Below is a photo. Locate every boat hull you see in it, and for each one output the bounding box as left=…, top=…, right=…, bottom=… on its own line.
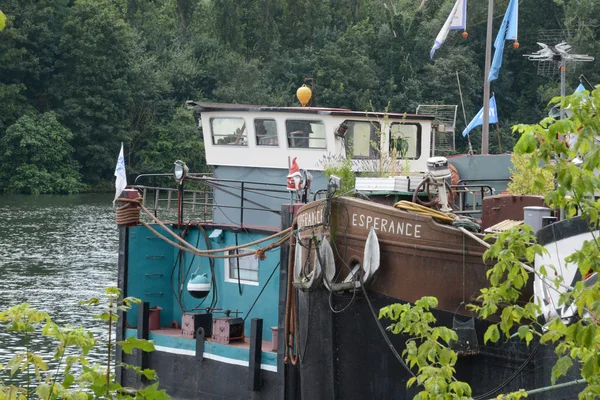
left=296, top=197, right=533, bottom=314
left=121, top=350, right=281, bottom=399
left=296, top=289, right=581, bottom=400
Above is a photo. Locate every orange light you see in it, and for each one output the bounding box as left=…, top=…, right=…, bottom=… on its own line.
left=296, top=84, right=312, bottom=107
left=462, top=31, right=468, bottom=39
left=513, top=41, right=520, bottom=49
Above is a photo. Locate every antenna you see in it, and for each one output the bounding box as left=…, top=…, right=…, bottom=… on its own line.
left=524, top=32, right=594, bottom=119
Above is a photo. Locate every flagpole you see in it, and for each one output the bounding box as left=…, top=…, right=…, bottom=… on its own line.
left=481, top=0, right=494, bottom=154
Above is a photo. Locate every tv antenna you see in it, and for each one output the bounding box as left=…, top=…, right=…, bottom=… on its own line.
left=524, top=38, right=594, bottom=119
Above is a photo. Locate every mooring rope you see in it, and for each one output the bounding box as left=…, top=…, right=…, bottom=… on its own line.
left=284, top=220, right=300, bottom=366
left=116, top=196, right=291, bottom=260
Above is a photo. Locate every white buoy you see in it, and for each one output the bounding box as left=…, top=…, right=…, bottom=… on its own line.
left=187, top=273, right=211, bottom=299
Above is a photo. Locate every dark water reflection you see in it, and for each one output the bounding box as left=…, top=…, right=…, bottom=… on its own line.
left=0, top=194, right=117, bottom=383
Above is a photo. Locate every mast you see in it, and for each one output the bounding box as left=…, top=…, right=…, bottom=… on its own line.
left=481, top=0, right=494, bottom=154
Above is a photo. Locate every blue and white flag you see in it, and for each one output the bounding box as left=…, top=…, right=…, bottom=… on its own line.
left=574, top=82, right=585, bottom=94
left=430, top=0, right=467, bottom=59
left=462, top=95, right=499, bottom=137
left=113, top=142, right=127, bottom=204
left=488, top=0, right=518, bottom=81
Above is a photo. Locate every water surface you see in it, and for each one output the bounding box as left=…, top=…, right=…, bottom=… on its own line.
left=0, top=194, right=117, bottom=381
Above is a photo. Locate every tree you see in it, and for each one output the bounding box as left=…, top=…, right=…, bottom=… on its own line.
left=135, top=107, right=207, bottom=174
left=0, top=112, right=85, bottom=194
left=49, top=0, right=144, bottom=186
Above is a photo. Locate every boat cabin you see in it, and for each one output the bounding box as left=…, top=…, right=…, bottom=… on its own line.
left=187, top=101, right=435, bottom=174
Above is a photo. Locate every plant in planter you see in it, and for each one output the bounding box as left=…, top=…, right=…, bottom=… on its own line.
left=507, top=152, right=554, bottom=196
left=317, top=152, right=355, bottom=194
left=353, top=103, right=422, bottom=192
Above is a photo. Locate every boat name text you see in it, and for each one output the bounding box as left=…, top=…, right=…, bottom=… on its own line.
left=297, top=210, right=324, bottom=228
left=297, top=210, right=422, bottom=238
left=352, top=213, right=421, bottom=238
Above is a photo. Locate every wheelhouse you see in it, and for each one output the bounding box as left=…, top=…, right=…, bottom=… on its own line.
left=187, top=102, right=435, bottom=173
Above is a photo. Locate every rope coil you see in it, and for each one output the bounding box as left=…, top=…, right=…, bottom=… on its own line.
left=115, top=196, right=142, bottom=225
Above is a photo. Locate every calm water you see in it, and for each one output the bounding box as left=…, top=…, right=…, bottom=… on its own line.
left=0, top=194, right=117, bottom=380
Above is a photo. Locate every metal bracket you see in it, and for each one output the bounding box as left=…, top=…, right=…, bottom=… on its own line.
left=195, top=327, right=205, bottom=361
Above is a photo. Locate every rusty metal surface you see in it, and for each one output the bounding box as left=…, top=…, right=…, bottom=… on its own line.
left=212, top=317, right=244, bottom=344
left=296, top=197, right=533, bottom=315
left=481, top=195, right=545, bottom=230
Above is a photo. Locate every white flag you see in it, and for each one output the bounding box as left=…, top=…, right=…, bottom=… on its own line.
left=113, top=143, right=127, bottom=204
left=430, top=0, right=467, bottom=59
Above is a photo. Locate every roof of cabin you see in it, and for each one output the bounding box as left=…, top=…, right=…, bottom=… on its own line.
left=186, top=101, right=434, bottom=121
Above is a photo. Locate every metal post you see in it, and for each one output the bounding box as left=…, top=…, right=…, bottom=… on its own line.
left=178, top=182, right=184, bottom=229
left=560, top=57, right=566, bottom=120
left=240, top=182, right=245, bottom=227
left=482, top=0, right=494, bottom=154
left=137, top=302, right=150, bottom=382
left=248, top=318, right=263, bottom=391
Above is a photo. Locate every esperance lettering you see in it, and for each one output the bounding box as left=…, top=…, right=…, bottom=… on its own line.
left=351, top=213, right=421, bottom=238
left=297, top=210, right=323, bottom=228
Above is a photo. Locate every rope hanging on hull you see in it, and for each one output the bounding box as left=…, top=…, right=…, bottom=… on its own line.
left=284, top=220, right=300, bottom=365
left=116, top=196, right=291, bottom=259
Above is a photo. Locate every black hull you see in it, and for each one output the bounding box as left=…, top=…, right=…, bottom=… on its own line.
left=297, top=289, right=582, bottom=400
left=121, top=351, right=282, bottom=400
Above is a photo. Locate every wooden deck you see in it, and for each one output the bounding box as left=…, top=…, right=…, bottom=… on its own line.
left=150, top=327, right=277, bottom=353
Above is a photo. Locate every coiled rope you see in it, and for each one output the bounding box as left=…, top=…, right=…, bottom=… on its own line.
left=116, top=196, right=291, bottom=260
left=115, top=196, right=142, bottom=225
left=393, top=200, right=480, bottom=232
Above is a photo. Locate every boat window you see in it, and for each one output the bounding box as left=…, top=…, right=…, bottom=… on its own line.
left=343, top=120, right=380, bottom=159
left=390, top=123, right=421, bottom=159
left=211, top=117, right=247, bottom=146
left=286, top=120, right=326, bottom=149
left=255, top=118, right=278, bottom=146
left=225, top=250, right=259, bottom=285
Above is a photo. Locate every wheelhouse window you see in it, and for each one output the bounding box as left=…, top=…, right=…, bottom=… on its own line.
left=286, top=120, right=326, bottom=149
left=390, top=123, right=421, bottom=159
left=225, top=250, right=259, bottom=285
left=343, top=120, right=380, bottom=159
left=255, top=119, right=278, bottom=146
left=211, top=118, right=247, bottom=146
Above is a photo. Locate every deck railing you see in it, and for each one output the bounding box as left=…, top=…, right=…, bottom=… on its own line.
left=132, top=173, right=214, bottom=223
left=131, top=173, right=289, bottom=226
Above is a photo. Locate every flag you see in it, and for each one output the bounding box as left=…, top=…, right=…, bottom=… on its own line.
left=462, top=95, right=498, bottom=137
left=488, top=0, right=518, bottom=81
left=113, top=143, right=127, bottom=204
left=430, top=0, right=467, bottom=59
left=574, top=82, right=585, bottom=94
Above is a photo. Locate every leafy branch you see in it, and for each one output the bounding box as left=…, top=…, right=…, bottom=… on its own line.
left=0, top=287, right=169, bottom=400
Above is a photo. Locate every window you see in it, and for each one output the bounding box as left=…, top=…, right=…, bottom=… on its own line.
left=224, top=250, right=259, bottom=285
left=286, top=120, right=326, bottom=149
left=390, top=123, right=421, bottom=159
left=255, top=119, right=278, bottom=146
left=211, top=118, right=247, bottom=146
left=343, top=120, right=380, bottom=159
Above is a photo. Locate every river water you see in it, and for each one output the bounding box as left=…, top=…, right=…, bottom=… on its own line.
left=0, top=194, right=117, bottom=382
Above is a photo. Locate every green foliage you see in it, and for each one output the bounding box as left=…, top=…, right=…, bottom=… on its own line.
left=381, top=87, right=600, bottom=399
left=507, top=152, right=554, bottom=196
left=0, top=0, right=599, bottom=188
left=0, top=111, right=86, bottom=194
left=379, top=297, right=471, bottom=399
left=136, top=107, right=207, bottom=174
left=0, top=287, right=169, bottom=400
left=317, top=153, right=355, bottom=194
left=482, top=87, right=600, bottom=397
